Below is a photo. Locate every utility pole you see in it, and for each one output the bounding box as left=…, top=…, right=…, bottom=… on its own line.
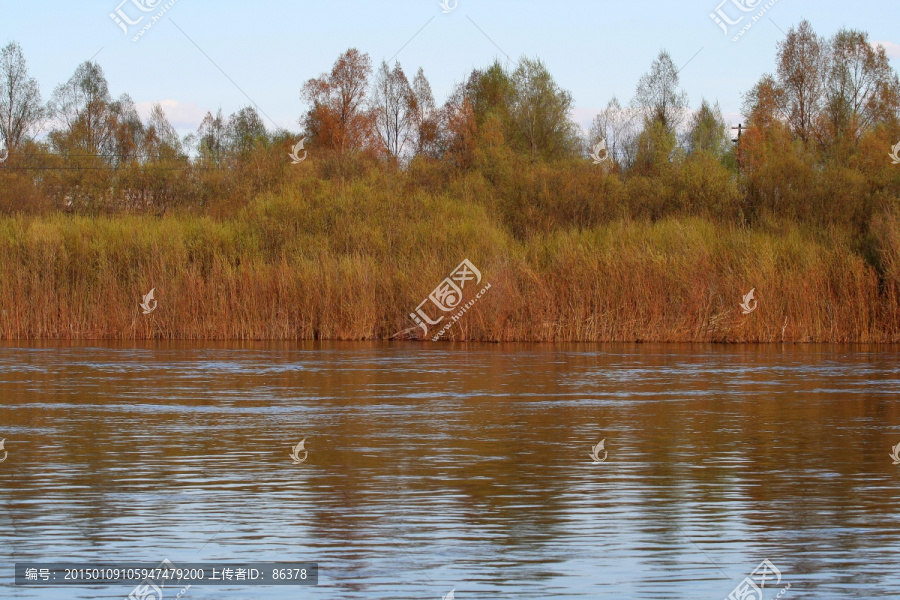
left=731, top=124, right=745, bottom=169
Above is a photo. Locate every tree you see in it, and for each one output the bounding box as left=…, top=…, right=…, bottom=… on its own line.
left=144, top=102, right=182, bottom=160
left=632, top=118, right=678, bottom=176
left=588, top=96, right=638, bottom=167
left=742, top=74, right=784, bottom=129
left=823, top=28, right=900, bottom=139
left=372, top=60, right=413, bottom=159
left=508, top=56, right=578, bottom=160
left=0, top=41, right=44, bottom=151
left=632, top=50, right=689, bottom=134
left=775, top=20, right=826, bottom=142
left=48, top=61, right=115, bottom=154
left=110, top=94, right=145, bottom=164
left=439, top=80, right=476, bottom=169
left=409, top=67, right=439, bottom=157
left=300, top=48, right=375, bottom=154
left=687, top=99, right=730, bottom=158
left=467, top=60, right=513, bottom=129
left=195, top=109, right=228, bottom=164
left=227, top=105, right=267, bottom=156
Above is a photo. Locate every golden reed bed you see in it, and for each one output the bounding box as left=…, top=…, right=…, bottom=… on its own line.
left=1, top=189, right=898, bottom=342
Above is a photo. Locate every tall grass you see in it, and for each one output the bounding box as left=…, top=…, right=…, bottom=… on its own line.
left=0, top=174, right=898, bottom=342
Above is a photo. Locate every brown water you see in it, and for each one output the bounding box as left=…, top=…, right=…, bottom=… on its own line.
left=1, top=342, right=899, bottom=599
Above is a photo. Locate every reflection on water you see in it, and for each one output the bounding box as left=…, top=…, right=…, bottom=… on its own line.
left=1, top=342, right=899, bottom=599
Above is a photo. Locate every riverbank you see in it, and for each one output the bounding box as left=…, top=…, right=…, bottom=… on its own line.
left=2, top=184, right=899, bottom=342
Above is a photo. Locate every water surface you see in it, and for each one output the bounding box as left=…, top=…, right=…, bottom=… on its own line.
left=1, top=342, right=899, bottom=599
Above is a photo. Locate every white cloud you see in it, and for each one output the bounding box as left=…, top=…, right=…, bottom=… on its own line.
left=135, top=99, right=210, bottom=132
left=873, top=41, right=900, bottom=59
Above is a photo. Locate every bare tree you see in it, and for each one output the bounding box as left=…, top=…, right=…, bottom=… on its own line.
left=588, top=96, right=639, bottom=167
left=824, top=28, right=900, bottom=138
left=632, top=50, right=689, bottom=134
left=0, top=41, right=44, bottom=151
left=775, top=20, right=826, bottom=142
left=372, top=60, right=413, bottom=159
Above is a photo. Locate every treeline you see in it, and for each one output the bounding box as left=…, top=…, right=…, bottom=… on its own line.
left=0, top=20, right=899, bottom=237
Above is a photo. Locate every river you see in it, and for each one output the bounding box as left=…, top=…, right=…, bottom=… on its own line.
left=1, top=342, right=898, bottom=599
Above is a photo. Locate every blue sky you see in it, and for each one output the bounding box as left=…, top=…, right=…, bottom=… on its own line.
left=1, top=0, right=898, bottom=135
